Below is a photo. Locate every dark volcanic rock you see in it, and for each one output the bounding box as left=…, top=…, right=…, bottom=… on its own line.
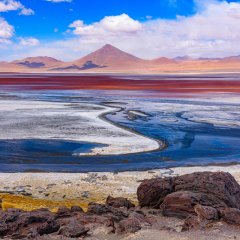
left=58, top=222, right=89, bottom=238
left=78, top=214, right=116, bottom=233
left=181, top=205, right=219, bottom=231
left=116, top=216, right=142, bottom=234
left=161, top=191, right=200, bottom=218
left=174, top=172, right=240, bottom=209
left=70, top=206, right=84, bottom=212
left=138, top=172, right=240, bottom=210
left=23, top=208, right=54, bottom=224
left=161, top=191, right=225, bottom=218
left=0, top=208, right=56, bottom=238
left=87, top=202, right=113, bottom=215
left=87, top=202, right=129, bottom=222
left=1, top=171, right=240, bottom=238
left=106, top=196, right=135, bottom=209
left=137, top=177, right=174, bottom=208
left=220, top=208, right=240, bottom=225
left=37, top=220, right=60, bottom=235
left=55, top=207, right=72, bottom=219
left=194, top=204, right=219, bottom=221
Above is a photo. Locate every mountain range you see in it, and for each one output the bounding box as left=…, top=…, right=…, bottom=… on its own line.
left=1, top=44, right=240, bottom=73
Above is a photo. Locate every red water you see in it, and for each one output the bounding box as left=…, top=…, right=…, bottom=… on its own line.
left=0, top=75, right=240, bottom=96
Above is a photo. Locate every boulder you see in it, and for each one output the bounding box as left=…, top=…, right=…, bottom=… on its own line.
left=87, top=203, right=112, bottom=215
left=0, top=208, right=57, bottom=238
left=161, top=191, right=198, bottom=218
left=137, top=177, right=174, bottom=208
left=116, top=216, right=142, bottom=234
left=194, top=204, right=218, bottom=221
left=137, top=172, right=240, bottom=210
left=181, top=205, right=219, bottom=231
left=106, top=196, right=135, bottom=209
left=37, top=220, right=60, bottom=235
left=87, top=203, right=129, bottom=222
left=78, top=214, right=116, bottom=234
left=55, top=207, right=72, bottom=219
left=161, top=191, right=224, bottom=219
left=174, top=172, right=240, bottom=209
left=58, top=223, right=89, bottom=238
left=70, top=206, right=84, bottom=212
left=220, top=208, right=240, bottom=225
left=23, top=208, right=54, bottom=224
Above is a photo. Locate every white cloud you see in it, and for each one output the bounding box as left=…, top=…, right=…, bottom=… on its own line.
left=0, top=18, right=14, bottom=50
left=0, top=0, right=34, bottom=15
left=0, top=18, right=14, bottom=39
left=2, top=0, right=240, bottom=61
left=46, top=0, right=72, bottom=2
left=19, top=7, right=34, bottom=16
left=66, top=1, right=240, bottom=59
left=0, top=0, right=21, bottom=11
left=69, top=14, right=142, bottom=36
left=19, top=37, right=40, bottom=46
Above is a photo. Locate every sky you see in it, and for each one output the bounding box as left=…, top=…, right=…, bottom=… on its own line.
left=1, top=0, right=240, bottom=61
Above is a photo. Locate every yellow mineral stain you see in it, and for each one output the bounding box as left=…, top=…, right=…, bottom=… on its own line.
left=0, top=193, right=91, bottom=212
left=0, top=193, right=137, bottom=212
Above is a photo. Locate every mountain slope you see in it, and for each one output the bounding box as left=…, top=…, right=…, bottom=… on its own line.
left=12, top=56, right=62, bottom=68
left=1, top=44, right=240, bottom=73
left=71, top=44, right=145, bottom=67
left=150, top=57, right=176, bottom=64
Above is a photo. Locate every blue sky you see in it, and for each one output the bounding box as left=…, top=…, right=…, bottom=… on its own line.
left=1, top=0, right=240, bottom=60
left=2, top=0, right=197, bottom=40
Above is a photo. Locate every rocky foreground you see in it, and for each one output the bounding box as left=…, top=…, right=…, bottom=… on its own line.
left=2, top=171, right=240, bottom=239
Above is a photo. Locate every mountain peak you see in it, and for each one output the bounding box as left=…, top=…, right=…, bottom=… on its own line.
left=97, top=44, right=129, bottom=54
left=101, top=44, right=115, bottom=49
left=74, top=44, right=143, bottom=67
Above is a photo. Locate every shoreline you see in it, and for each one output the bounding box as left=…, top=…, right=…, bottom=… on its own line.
left=1, top=164, right=240, bottom=211
left=99, top=102, right=166, bottom=155
left=0, top=99, right=162, bottom=156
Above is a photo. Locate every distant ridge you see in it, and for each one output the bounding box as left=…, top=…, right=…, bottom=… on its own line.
left=151, top=57, right=176, bottom=64
left=12, top=56, right=62, bottom=68
left=174, top=56, right=193, bottom=61
left=1, top=44, right=240, bottom=73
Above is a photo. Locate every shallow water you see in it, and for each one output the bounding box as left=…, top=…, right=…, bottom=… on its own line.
left=0, top=74, right=240, bottom=172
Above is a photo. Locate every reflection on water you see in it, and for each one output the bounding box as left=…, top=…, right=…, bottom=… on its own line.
left=181, top=132, right=196, bottom=149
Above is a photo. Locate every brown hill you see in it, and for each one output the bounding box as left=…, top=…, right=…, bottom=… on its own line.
left=12, top=56, right=62, bottom=68
left=0, top=61, right=24, bottom=72
left=221, top=55, right=240, bottom=62
left=150, top=57, right=176, bottom=64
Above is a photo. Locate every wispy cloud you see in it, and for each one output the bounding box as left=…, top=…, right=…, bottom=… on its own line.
left=69, top=14, right=142, bottom=36
left=0, top=0, right=34, bottom=15
left=45, top=0, right=72, bottom=3
left=66, top=1, right=240, bottom=59
left=19, top=37, right=40, bottom=46
left=2, top=0, right=240, bottom=61
left=0, top=17, right=14, bottom=39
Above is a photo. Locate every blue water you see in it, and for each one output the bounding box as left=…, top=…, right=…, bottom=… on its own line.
left=0, top=89, right=239, bottom=172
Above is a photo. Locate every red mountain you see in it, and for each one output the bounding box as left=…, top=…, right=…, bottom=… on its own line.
left=70, top=44, right=145, bottom=67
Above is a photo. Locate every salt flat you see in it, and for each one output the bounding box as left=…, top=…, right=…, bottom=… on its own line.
left=0, top=100, right=161, bottom=156
left=1, top=165, right=240, bottom=204
left=136, top=99, right=240, bottom=129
